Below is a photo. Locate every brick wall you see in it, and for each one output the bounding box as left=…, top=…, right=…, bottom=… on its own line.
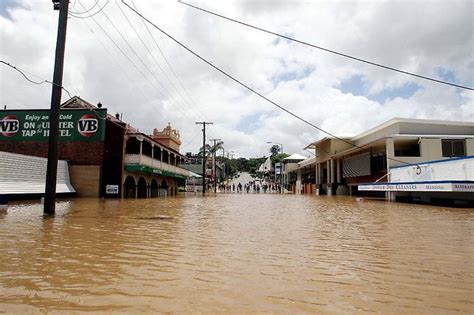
left=0, top=141, right=104, bottom=165
left=69, top=165, right=101, bottom=197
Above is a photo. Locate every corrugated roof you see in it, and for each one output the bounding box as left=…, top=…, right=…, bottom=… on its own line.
left=0, top=151, right=75, bottom=195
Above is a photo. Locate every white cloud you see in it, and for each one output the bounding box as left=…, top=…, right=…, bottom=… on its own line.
left=1, top=0, right=472, bottom=158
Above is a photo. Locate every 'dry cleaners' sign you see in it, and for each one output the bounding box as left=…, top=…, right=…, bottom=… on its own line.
left=0, top=109, right=106, bottom=142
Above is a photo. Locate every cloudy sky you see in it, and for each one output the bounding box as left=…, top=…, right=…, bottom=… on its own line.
left=1, top=0, right=473, bottom=158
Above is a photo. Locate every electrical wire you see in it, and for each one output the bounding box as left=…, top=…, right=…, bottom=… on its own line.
left=77, top=17, right=157, bottom=106
left=73, top=1, right=211, bottom=147
left=178, top=0, right=473, bottom=91
left=99, top=4, right=203, bottom=126
left=1, top=60, right=72, bottom=98
left=115, top=1, right=207, bottom=125
left=0, top=60, right=151, bottom=132
left=129, top=0, right=209, bottom=123
left=121, top=1, right=415, bottom=167
left=68, top=0, right=109, bottom=19
left=68, top=0, right=98, bottom=14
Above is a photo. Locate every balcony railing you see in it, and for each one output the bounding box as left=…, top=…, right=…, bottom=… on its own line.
left=124, top=154, right=190, bottom=177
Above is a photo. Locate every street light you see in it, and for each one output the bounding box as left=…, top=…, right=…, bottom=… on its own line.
left=266, top=141, right=284, bottom=193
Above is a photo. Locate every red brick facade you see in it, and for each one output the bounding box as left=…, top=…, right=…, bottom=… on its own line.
left=0, top=141, right=104, bottom=165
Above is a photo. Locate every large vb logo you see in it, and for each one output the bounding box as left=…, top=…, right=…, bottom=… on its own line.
left=0, top=115, right=20, bottom=137
left=77, top=114, right=98, bottom=137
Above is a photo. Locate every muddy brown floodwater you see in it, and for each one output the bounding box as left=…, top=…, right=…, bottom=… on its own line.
left=0, top=194, right=472, bottom=313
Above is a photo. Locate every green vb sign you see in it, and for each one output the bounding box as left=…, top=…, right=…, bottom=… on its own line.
left=0, top=109, right=106, bottom=142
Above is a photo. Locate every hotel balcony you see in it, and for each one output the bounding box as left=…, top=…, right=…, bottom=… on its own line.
left=124, top=154, right=190, bottom=178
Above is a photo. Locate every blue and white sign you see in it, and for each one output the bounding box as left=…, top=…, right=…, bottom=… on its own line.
left=358, top=182, right=474, bottom=192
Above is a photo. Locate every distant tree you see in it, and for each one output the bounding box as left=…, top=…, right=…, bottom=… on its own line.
left=209, top=140, right=224, bottom=154
left=270, top=145, right=281, bottom=156
left=197, top=144, right=212, bottom=157
left=248, top=157, right=267, bottom=175
left=271, top=153, right=289, bottom=164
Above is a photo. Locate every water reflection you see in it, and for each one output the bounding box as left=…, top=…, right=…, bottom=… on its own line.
left=0, top=195, right=472, bottom=313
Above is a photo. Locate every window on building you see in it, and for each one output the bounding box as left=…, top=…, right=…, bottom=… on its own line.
left=394, top=139, right=420, bottom=157
left=371, top=153, right=387, bottom=173
left=442, top=139, right=466, bottom=157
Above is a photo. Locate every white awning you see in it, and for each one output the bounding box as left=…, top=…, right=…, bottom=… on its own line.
left=188, top=171, right=202, bottom=178
left=283, top=153, right=306, bottom=162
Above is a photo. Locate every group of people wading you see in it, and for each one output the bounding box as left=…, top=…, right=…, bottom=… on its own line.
left=215, top=181, right=281, bottom=194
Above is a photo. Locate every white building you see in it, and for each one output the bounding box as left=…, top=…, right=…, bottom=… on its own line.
left=305, top=118, right=474, bottom=205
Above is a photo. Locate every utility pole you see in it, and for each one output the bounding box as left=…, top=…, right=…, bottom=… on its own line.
left=209, top=138, right=221, bottom=193
left=195, top=121, right=213, bottom=195
left=267, top=141, right=284, bottom=194
left=279, top=144, right=284, bottom=194
left=44, top=0, right=69, bottom=215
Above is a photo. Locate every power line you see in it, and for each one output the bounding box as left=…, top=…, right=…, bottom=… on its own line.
left=130, top=0, right=208, bottom=123
left=123, top=1, right=218, bottom=139
left=115, top=1, right=207, bottom=124
left=77, top=0, right=198, bottom=125
left=0, top=59, right=127, bottom=130
left=97, top=2, right=208, bottom=127
left=72, top=1, right=213, bottom=142
left=0, top=60, right=72, bottom=98
left=178, top=0, right=473, bottom=91
left=196, top=121, right=213, bottom=194
left=69, top=0, right=98, bottom=14
left=121, top=1, right=414, bottom=166
left=68, top=0, right=109, bottom=18
left=76, top=16, right=157, bottom=106
left=75, top=0, right=157, bottom=96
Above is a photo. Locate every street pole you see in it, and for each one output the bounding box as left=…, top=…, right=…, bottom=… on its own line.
left=280, top=144, right=284, bottom=194
left=44, top=0, right=69, bottom=215
left=196, top=121, right=213, bottom=195
left=210, top=138, right=221, bottom=193
left=267, top=141, right=284, bottom=194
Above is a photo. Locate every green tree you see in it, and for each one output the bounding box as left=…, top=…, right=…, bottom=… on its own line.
left=271, top=153, right=289, bottom=164
left=210, top=140, right=224, bottom=154
left=198, top=141, right=224, bottom=157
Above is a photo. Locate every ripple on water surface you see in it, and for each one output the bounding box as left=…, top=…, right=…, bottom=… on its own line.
left=0, top=195, right=472, bottom=313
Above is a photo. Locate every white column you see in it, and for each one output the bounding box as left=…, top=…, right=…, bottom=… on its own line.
left=386, top=137, right=395, bottom=170
left=385, top=137, right=395, bottom=201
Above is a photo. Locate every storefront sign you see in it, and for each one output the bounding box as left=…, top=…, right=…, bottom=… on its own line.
left=358, top=182, right=474, bottom=192
left=106, top=185, right=119, bottom=194
left=0, top=109, right=106, bottom=142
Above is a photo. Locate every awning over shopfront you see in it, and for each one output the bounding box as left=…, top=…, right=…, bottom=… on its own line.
left=188, top=171, right=202, bottom=178
left=358, top=181, right=474, bottom=192
left=125, top=164, right=188, bottom=179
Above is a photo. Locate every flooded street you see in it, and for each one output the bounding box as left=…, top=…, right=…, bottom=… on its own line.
left=0, top=194, right=473, bottom=313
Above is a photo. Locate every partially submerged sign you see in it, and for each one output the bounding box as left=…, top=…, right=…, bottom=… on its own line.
left=358, top=181, right=474, bottom=192
left=0, top=109, right=106, bottom=142
left=106, top=185, right=119, bottom=194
